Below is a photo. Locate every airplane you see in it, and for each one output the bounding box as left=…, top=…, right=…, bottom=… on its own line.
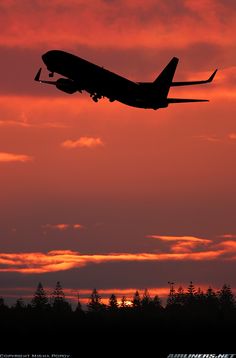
left=34, top=50, right=217, bottom=110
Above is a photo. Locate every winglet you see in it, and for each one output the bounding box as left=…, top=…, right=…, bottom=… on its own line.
left=208, top=69, right=217, bottom=82
left=34, top=68, right=42, bottom=82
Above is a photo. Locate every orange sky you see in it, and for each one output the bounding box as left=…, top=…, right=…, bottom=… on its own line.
left=0, top=0, right=236, bottom=305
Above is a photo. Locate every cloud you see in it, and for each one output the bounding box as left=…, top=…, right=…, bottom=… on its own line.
left=215, top=240, right=236, bottom=257
left=0, top=246, right=231, bottom=274
left=194, top=133, right=236, bottom=144
left=0, top=119, right=68, bottom=129
left=194, top=135, right=221, bottom=143
left=218, top=234, right=236, bottom=239
left=0, top=120, right=30, bottom=128
left=147, top=235, right=212, bottom=253
left=43, top=224, right=69, bottom=231
left=0, top=152, right=33, bottom=163
left=147, top=235, right=211, bottom=243
left=147, top=235, right=213, bottom=254
left=1, top=235, right=235, bottom=274
left=0, top=235, right=236, bottom=274
left=42, top=224, right=84, bottom=231
left=73, top=224, right=84, bottom=230
left=228, top=133, right=236, bottom=140
left=61, top=137, right=104, bottom=149
left=0, top=0, right=235, bottom=51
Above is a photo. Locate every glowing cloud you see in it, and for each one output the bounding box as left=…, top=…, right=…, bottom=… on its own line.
left=218, top=234, right=236, bottom=239
left=195, top=134, right=221, bottom=142
left=61, top=137, right=104, bottom=149
left=42, top=224, right=84, bottom=231
left=146, top=235, right=213, bottom=254
left=43, top=224, right=69, bottom=231
left=0, top=0, right=236, bottom=50
left=0, top=247, right=229, bottom=274
left=228, top=133, right=236, bottom=140
left=73, top=224, right=84, bottom=230
left=0, top=152, right=33, bottom=163
left=0, top=235, right=232, bottom=275
left=147, top=235, right=211, bottom=244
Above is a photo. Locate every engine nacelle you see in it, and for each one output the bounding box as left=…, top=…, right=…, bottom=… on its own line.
left=56, top=78, right=78, bottom=94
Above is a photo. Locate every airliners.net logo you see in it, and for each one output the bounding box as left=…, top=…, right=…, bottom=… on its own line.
left=167, top=355, right=236, bottom=358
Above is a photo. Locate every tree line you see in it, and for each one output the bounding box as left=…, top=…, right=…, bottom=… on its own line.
left=0, top=281, right=235, bottom=355
left=0, top=280, right=235, bottom=317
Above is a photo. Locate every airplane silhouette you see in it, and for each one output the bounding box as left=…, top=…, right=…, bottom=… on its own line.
left=35, top=50, right=217, bottom=110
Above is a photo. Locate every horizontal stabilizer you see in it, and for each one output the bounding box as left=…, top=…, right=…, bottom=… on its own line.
left=34, top=68, right=42, bottom=81
left=34, top=68, right=57, bottom=85
left=171, top=69, right=217, bottom=87
left=168, top=98, right=209, bottom=103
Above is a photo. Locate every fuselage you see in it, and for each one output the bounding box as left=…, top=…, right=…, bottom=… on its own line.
left=42, top=50, right=165, bottom=109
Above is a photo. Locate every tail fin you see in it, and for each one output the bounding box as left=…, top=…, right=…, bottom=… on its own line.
left=153, top=57, right=179, bottom=98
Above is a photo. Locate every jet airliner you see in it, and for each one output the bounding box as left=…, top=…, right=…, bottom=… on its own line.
left=35, top=50, right=217, bottom=110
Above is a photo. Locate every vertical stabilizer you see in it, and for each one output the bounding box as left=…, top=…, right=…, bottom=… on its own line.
left=153, top=57, right=179, bottom=98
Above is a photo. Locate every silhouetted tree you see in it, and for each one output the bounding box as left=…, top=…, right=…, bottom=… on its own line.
left=14, top=298, right=25, bottom=310
left=152, top=295, right=162, bottom=310
left=166, top=282, right=175, bottom=306
left=87, top=289, right=104, bottom=312
left=108, top=294, right=119, bottom=311
left=201, top=286, right=219, bottom=316
left=51, top=281, right=71, bottom=313
left=0, top=297, right=6, bottom=307
left=141, top=288, right=151, bottom=308
left=186, top=281, right=197, bottom=306
left=0, top=297, right=8, bottom=313
left=218, top=284, right=235, bottom=310
left=187, top=281, right=196, bottom=295
left=75, top=293, right=83, bottom=313
left=132, top=290, right=141, bottom=309
left=206, top=287, right=217, bottom=303
left=175, top=286, right=185, bottom=306
left=31, top=282, right=49, bottom=311
left=120, top=296, right=127, bottom=308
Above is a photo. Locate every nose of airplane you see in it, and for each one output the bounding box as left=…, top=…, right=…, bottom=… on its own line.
left=42, top=51, right=52, bottom=65
left=42, top=50, right=65, bottom=66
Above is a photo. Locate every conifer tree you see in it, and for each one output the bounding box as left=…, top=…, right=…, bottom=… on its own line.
left=0, top=297, right=8, bottom=313
left=75, top=293, right=83, bottom=313
left=51, top=281, right=71, bottom=313
left=31, top=282, right=49, bottom=311
left=187, top=281, right=196, bottom=295
left=108, top=294, right=119, bottom=310
left=15, top=298, right=25, bottom=310
left=167, top=282, right=175, bottom=306
left=152, top=295, right=162, bottom=310
left=175, top=286, right=185, bottom=306
left=204, top=286, right=218, bottom=312
left=120, top=296, right=127, bottom=308
left=87, top=289, right=104, bottom=312
left=141, top=289, right=151, bottom=308
left=132, top=290, right=141, bottom=309
left=0, top=297, right=5, bottom=307
left=218, top=284, right=235, bottom=309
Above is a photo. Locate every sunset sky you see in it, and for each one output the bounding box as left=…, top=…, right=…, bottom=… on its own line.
left=1, top=0, right=236, bottom=305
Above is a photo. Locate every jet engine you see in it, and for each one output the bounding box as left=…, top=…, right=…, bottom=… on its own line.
left=56, top=78, right=78, bottom=94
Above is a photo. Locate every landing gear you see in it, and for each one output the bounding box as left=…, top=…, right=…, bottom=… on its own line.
left=91, top=93, right=102, bottom=102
